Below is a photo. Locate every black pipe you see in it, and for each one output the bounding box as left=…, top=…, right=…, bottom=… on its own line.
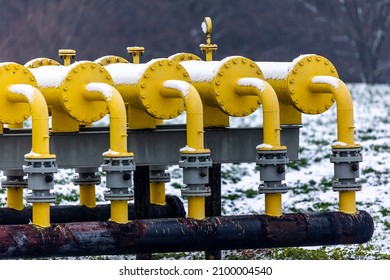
left=0, top=195, right=186, bottom=225
left=205, top=162, right=222, bottom=260
left=0, top=211, right=374, bottom=259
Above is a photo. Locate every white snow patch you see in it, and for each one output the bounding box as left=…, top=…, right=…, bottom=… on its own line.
left=163, top=80, right=190, bottom=97
left=332, top=141, right=348, bottom=147
left=256, top=54, right=315, bottom=80
left=311, top=75, right=339, bottom=89
left=256, top=143, right=274, bottom=149
left=24, top=150, right=41, bottom=157
left=8, top=84, right=36, bottom=103
left=237, top=78, right=266, bottom=92
left=104, top=63, right=145, bottom=85
left=103, top=149, right=120, bottom=156
left=30, top=65, right=69, bottom=88
left=256, top=62, right=290, bottom=80
left=179, top=145, right=196, bottom=152
left=86, top=82, right=113, bottom=101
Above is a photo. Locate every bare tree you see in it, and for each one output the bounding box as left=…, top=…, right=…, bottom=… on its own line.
left=300, top=0, right=390, bottom=83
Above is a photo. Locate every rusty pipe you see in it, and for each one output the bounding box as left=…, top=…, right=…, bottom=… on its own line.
left=0, top=211, right=373, bottom=259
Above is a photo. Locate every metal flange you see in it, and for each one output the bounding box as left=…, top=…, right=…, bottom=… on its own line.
left=168, top=53, right=202, bottom=63
left=101, top=156, right=135, bottom=201
left=23, top=158, right=57, bottom=203
left=330, top=147, right=362, bottom=191
left=0, top=63, right=38, bottom=125
left=257, top=149, right=289, bottom=194
left=179, top=153, right=212, bottom=197
left=1, top=170, right=27, bottom=189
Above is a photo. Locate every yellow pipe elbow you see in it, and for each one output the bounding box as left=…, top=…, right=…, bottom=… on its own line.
left=234, top=78, right=284, bottom=150
left=7, top=85, right=52, bottom=158
left=84, top=83, right=132, bottom=157
left=161, top=80, right=208, bottom=153
left=308, top=76, right=357, bottom=148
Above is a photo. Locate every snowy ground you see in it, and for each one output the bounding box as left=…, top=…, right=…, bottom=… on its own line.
left=0, top=83, right=389, bottom=259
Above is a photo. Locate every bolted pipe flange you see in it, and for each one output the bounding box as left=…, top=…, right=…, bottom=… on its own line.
left=149, top=165, right=170, bottom=183
left=179, top=153, right=212, bottom=197
left=23, top=158, right=57, bottom=203
left=330, top=147, right=362, bottom=191
left=101, top=157, right=135, bottom=201
left=256, top=149, right=289, bottom=194
left=73, top=168, right=101, bottom=186
left=1, top=170, right=27, bottom=189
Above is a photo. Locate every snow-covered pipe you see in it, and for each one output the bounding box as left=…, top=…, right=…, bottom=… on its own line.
left=256, top=54, right=339, bottom=124
left=96, top=57, right=189, bottom=129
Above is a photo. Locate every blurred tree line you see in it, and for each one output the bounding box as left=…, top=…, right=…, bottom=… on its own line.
left=0, top=0, right=388, bottom=83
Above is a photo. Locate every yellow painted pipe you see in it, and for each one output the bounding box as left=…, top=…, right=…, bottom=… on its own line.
left=7, top=188, right=24, bottom=210
left=150, top=182, right=166, bottom=205
left=308, top=76, right=357, bottom=147
left=234, top=78, right=284, bottom=150
left=339, top=191, right=356, bottom=214
left=6, top=84, right=54, bottom=227
left=7, top=85, right=52, bottom=157
left=188, top=196, right=205, bottom=220
left=83, top=83, right=131, bottom=157
left=308, top=76, right=359, bottom=213
left=110, top=200, right=128, bottom=224
left=79, top=184, right=96, bottom=208
left=84, top=83, right=133, bottom=222
left=161, top=81, right=207, bottom=153
left=265, top=193, right=282, bottom=217
left=161, top=81, right=208, bottom=219
left=32, top=202, right=50, bottom=228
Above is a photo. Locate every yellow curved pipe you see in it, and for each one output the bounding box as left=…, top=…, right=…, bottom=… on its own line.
left=234, top=78, right=286, bottom=217
left=161, top=81, right=208, bottom=219
left=308, top=76, right=359, bottom=213
left=83, top=83, right=132, bottom=223
left=83, top=83, right=131, bottom=157
left=234, top=78, right=284, bottom=150
left=7, top=85, right=51, bottom=157
left=7, top=84, right=53, bottom=227
left=308, top=76, right=357, bottom=147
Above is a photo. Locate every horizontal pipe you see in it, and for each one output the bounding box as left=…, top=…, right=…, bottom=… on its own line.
left=0, top=195, right=185, bottom=225
left=0, top=211, right=373, bottom=259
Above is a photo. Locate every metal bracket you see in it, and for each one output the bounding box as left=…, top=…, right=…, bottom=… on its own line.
left=257, top=149, right=289, bottom=194
left=179, top=153, right=212, bottom=197
left=23, top=158, right=57, bottom=203
left=330, top=147, right=362, bottom=191
left=101, top=157, right=135, bottom=201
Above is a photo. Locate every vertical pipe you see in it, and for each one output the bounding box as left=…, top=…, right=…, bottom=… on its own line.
left=339, top=191, right=356, bottom=214
left=32, top=202, right=50, bottom=228
left=205, top=162, right=222, bottom=260
left=7, top=188, right=24, bottom=210
left=110, top=201, right=128, bottom=223
left=79, top=185, right=96, bottom=208
left=265, top=193, right=282, bottom=217
left=188, top=197, right=205, bottom=220
left=150, top=182, right=166, bottom=205
left=134, top=165, right=151, bottom=260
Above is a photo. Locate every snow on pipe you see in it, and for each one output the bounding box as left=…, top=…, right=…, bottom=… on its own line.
left=0, top=211, right=373, bottom=259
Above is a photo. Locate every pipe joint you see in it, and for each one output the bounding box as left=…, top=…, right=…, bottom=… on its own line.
left=73, top=171, right=101, bottom=186
left=23, top=158, right=57, bottom=203
left=102, top=157, right=135, bottom=201
left=1, top=170, right=27, bottom=189
left=179, top=153, right=212, bottom=197
left=149, top=166, right=170, bottom=183
left=257, top=150, right=288, bottom=194
left=330, top=147, right=362, bottom=191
